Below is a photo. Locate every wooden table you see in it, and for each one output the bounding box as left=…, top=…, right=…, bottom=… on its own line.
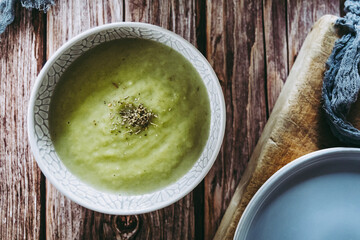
left=0, top=1, right=345, bottom=239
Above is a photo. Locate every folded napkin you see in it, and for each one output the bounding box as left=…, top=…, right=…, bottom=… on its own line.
left=0, top=0, right=54, bottom=34
left=322, top=0, right=360, bottom=146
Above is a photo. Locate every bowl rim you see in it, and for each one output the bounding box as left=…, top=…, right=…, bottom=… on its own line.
left=27, top=22, right=226, bottom=215
left=233, top=147, right=360, bottom=239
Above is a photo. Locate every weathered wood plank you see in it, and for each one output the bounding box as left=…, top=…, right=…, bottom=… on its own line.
left=214, top=0, right=342, bottom=236
left=263, top=0, right=288, bottom=113
left=124, top=1, right=203, bottom=239
left=0, top=4, right=45, bottom=240
left=265, top=0, right=340, bottom=114
left=214, top=15, right=341, bottom=240
left=340, top=0, right=346, bottom=17
left=205, top=0, right=267, bottom=239
left=125, top=1, right=198, bottom=44
left=287, top=0, right=340, bottom=69
left=46, top=1, right=124, bottom=239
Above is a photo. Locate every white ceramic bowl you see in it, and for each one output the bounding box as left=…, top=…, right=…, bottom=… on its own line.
left=234, top=148, right=360, bottom=240
left=27, top=22, right=226, bottom=214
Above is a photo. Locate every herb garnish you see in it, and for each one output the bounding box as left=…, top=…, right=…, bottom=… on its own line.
left=108, top=97, right=157, bottom=135
left=119, top=102, right=156, bottom=132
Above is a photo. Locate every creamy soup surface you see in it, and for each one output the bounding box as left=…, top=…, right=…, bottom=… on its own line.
left=50, top=39, right=210, bottom=194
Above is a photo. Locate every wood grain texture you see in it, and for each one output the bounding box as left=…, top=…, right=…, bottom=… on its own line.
left=205, top=0, right=267, bottom=239
left=214, top=15, right=342, bottom=240
left=0, top=4, right=45, bottom=240
left=46, top=1, right=124, bottom=239
left=263, top=0, right=288, bottom=113
left=214, top=2, right=342, bottom=239
left=340, top=0, right=346, bottom=17
left=2, top=1, right=347, bottom=240
left=124, top=1, right=203, bottom=239
left=125, top=0, right=199, bottom=44
left=287, top=0, right=339, bottom=69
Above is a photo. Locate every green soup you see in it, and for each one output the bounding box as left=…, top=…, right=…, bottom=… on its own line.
left=50, top=38, right=210, bottom=194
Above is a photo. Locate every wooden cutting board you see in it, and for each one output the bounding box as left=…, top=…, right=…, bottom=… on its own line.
left=213, top=15, right=360, bottom=240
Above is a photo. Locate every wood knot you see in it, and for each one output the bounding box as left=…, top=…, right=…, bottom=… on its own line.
left=113, top=215, right=140, bottom=239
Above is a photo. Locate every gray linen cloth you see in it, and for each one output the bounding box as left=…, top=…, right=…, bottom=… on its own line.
left=322, top=0, right=360, bottom=146
left=0, top=0, right=54, bottom=34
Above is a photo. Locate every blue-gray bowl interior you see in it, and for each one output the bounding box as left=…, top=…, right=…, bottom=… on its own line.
left=234, top=148, right=360, bottom=240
